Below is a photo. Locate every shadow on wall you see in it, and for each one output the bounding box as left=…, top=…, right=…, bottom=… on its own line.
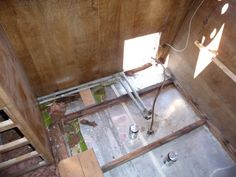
left=193, top=2, right=229, bottom=78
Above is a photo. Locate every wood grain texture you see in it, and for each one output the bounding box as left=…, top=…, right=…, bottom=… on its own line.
left=59, top=155, right=85, bottom=177
left=0, top=151, right=39, bottom=170
left=0, top=0, right=193, bottom=96
left=0, top=26, right=53, bottom=162
left=58, top=149, right=104, bottom=177
left=168, top=0, right=236, bottom=148
left=79, top=149, right=104, bottom=177
left=0, top=137, right=29, bottom=153
left=80, top=89, right=96, bottom=106
left=0, top=99, right=4, bottom=108
left=0, top=119, right=15, bottom=132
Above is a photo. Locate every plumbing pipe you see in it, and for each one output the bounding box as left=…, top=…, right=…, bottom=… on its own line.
left=120, top=72, right=149, bottom=112
left=118, top=78, right=146, bottom=117
left=38, top=73, right=121, bottom=104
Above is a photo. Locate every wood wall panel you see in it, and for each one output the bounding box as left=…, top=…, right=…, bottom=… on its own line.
left=0, top=0, right=193, bottom=96
left=168, top=0, right=236, bottom=147
left=0, top=26, right=53, bottom=162
left=0, top=99, right=4, bottom=109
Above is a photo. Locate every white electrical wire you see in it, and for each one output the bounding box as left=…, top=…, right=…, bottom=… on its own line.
left=164, top=0, right=205, bottom=52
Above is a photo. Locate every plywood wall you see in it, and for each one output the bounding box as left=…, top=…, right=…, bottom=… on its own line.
left=168, top=0, right=236, bottom=148
left=0, top=0, right=192, bottom=96
left=0, top=26, right=52, bottom=162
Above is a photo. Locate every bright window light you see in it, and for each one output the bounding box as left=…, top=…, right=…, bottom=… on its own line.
left=123, top=33, right=161, bottom=71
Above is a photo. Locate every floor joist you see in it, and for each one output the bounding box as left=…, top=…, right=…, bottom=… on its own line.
left=64, top=78, right=174, bottom=123
left=0, top=137, right=29, bottom=153
left=7, top=161, right=48, bottom=177
left=0, top=151, right=39, bottom=170
left=169, top=71, right=236, bottom=162
left=0, top=119, right=15, bottom=132
left=101, top=119, right=206, bottom=172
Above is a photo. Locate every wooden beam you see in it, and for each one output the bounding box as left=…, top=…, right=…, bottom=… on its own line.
left=172, top=79, right=207, bottom=119
left=64, top=78, right=174, bottom=123
left=6, top=161, right=48, bottom=177
left=206, top=121, right=236, bottom=162
left=0, top=151, right=39, bottom=170
left=124, top=63, right=152, bottom=76
left=0, top=137, right=28, bottom=153
left=170, top=72, right=236, bottom=162
left=212, top=57, right=236, bottom=83
left=194, top=41, right=236, bottom=83
left=101, top=119, right=206, bottom=172
left=0, top=119, right=15, bottom=132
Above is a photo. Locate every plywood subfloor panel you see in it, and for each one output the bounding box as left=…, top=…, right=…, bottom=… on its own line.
left=0, top=0, right=193, bottom=96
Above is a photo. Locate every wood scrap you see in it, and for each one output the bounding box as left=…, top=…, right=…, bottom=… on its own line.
left=80, top=119, right=97, bottom=127
left=124, top=63, right=152, bottom=76
left=80, top=89, right=96, bottom=106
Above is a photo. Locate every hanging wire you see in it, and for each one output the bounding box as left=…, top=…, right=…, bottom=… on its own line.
left=162, top=0, right=205, bottom=52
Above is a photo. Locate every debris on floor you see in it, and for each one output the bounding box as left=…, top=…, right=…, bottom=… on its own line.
left=80, top=119, right=97, bottom=127
left=92, top=86, right=106, bottom=103
left=64, top=119, right=88, bottom=156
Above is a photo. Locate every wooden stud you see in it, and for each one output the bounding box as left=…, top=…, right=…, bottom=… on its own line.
left=0, top=137, right=28, bottom=153
left=0, top=151, right=39, bottom=170
left=7, top=161, right=48, bottom=177
left=0, top=119, right=15, bottom=132
left=206, top=121, right=236, bottom=162
left=102, top=119, right=206, bottom=172
left=170, top=71, right=236, bottom=162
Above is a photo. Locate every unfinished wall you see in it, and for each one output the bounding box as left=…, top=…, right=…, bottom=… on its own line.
left=168, top=0, right=236, bottom=147
left=0, top=0, right=193, bottom=96
left=0, top=26, right=52, bottom=162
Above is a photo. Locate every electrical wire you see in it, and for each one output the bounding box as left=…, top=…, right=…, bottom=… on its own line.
left=147, top=57, right=167, bottom=134
left=163, top=0, right=205, bottom=52
left=147, top=0, right=205, bottom=134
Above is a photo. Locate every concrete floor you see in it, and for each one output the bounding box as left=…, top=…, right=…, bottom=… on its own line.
left=65, top=65, right=236, bottom=177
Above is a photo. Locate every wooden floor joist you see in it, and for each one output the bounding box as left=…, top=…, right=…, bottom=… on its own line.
left=0, top=137, right=28, bottom=153
left=170, top=72, right=236, bottom=162
left=7, top=161, right=48, bottom=177
left=0, top=151, right=39, bottom=170
left=0, top=119, right=15, bottom=132
left=101, top=119, right=206, bottom=172
left=64, top=78, right=174, bottom=123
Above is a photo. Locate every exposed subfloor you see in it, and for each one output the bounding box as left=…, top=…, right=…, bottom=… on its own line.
left=14, top=65, right=236, bottom=177
left=64, top=66, right=236, bottom=177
